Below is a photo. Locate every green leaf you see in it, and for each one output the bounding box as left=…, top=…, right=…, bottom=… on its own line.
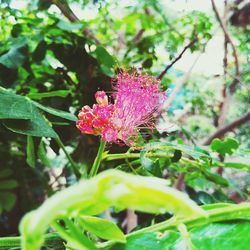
left=32, top=40, right=47, bottom=62
left=78, top=216, right=125, bottom=242
left=26, top=136, right=35, bottom=168
left=191, top=221, right=250, bottom=250
left=211, top=138, right=239, bottom=156
left=37, top=139, right=52, bottom=167
left=20, top=170, right=206, bottom=250
left=0, top=42, right=27, bottom=69
left=107, top=231, right=180, bottom=250
left=201, top=203, right=232, bottom=210
left=140, top=151, right=155, bottom=172
left=0, top=88, right=32, bottom=120
left=108, top=221, right=250, bottom=250
left=91, top=46, right=115, bottom=76
left=57, top=20, right=83, bottom=31
left=27, top=90, right=70, bottom=100
left=33, top=101, right=77, bottom=121
left=196, top=191, right=215, bottom=205
left=201, top=169, right=229, bottom=186
left=224, top=162, right=250, bottom=171
left=144, top=142, right=210, bottom=160
left=0, top=191, right=16, bottom=213
left=140, top=151, right=162, bottom=177
left=3, top=107, right=58, bottom=138
left=0, top=180, right=18, bottom=189
left=0, top=169, right=13, bottom=179
left=0, top=88, right=58, bottom=138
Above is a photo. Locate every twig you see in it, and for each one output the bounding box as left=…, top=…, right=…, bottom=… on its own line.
left=211, top=0, right=240, bottom=94
left=56, top=137, right=81, bottom=179
left=212, top=0, right=242, bottom=134
left=202, top=111, right=250, bottom=145
left=160, top=53, right=200, bottom=112
left=131, top=7, right=152, bottom=44
left=218, top=0, right=229, bottom=127
left=52, top=0, right=100, bottom=44
left=131, top=29, right=145, bottom=43
left=156, top=37, right=197, bottom=80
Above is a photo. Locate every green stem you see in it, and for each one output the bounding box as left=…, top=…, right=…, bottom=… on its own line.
left=129, top=202, right=250, bottom=236
left=102, top=202, right=250, bottom=248
left=89, top=140, right=106, bottom=178
left=103, top=152, right=172, bottom=161
left=1, top=203, right=250, bottom=249
left=0, top=233, right=63, bottom=249
left=56, top=137, right=81, bottom=179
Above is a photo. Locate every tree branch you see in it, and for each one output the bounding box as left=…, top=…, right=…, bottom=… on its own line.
left=218, top=0, right=229, bottom=127
left=52, top=0, right=100, bottom=44
left=202, top=111, right=250, bottom=145
left=160, top=54, right=200, bottom=112
left=131, top=7, right=152, bottom=44
left=131, top=29, right=145, bottom=43
left=156, top=37, right=197, bottom=80
left=211, top=0, right=240, bottom=94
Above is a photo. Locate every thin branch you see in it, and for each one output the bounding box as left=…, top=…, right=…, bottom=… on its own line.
left=160, top=53, right=200, bottom=112
left=156, top=37, right=197, bottom=80
left=202, top=111, right=250, bottom=145
left=131, top=7, right=152, bottom=44
left=218, top=0, right=229, bottom=127
left=211, top=0, right=240, bottom=94
left=52, top=0, right=100, bottom=44
left=131, top=29, right=145, bottom=43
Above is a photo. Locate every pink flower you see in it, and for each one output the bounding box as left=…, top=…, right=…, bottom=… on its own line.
left=76, top=71, right=166, bottom=147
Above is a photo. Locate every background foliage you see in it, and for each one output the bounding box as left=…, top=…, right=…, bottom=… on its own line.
left=0, top=0, right=249, bottom=249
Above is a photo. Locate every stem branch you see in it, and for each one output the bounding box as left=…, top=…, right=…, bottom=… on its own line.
left=89, top=140, right=106, bottom=178
left=56, top=137, right=80, bottom=179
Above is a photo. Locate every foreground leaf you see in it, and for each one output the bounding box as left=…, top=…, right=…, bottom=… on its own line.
left=20, top=170, right=206, bottom=250
left=106, top=221, right=250, bottom=250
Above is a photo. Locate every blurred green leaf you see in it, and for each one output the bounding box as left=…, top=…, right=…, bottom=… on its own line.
left=191, top=221, right=250, bottom=250
left=37, top=139, right=52, bottom=168
left=0, top=192, right=16, bottom=213
left=32, top=40, right=47, bottom=62
left=201, top=169, right=229, bottom=187
left=79, top=216, right=125, bottom=242
left=0, top=180, right=18, bottom=189
left=27, top=90, right=70, bottom=100
left=20, top=170, right=206, bottom=250
left=92, top=46, right=116, bottom=76
left=57, top=20, right=83, bottom=31
left=108, top=221, right=250, bottom=250
left=0, top=169, right=13, bottom=179
left=0, top=41, right=27, bottom=69
left=108, top=231, right=180, bottom=250
left=211, top=138, right=239, bottom=156
left=26, top=136, right=35, bottom=168
left=224, top=162, right=250, bottom=171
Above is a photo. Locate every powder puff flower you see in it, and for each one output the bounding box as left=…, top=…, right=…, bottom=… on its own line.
left=76, top=70, right=166, bottom=147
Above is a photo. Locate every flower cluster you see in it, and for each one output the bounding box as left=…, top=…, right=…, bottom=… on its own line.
left=76, top=71, right=166, bottom=146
